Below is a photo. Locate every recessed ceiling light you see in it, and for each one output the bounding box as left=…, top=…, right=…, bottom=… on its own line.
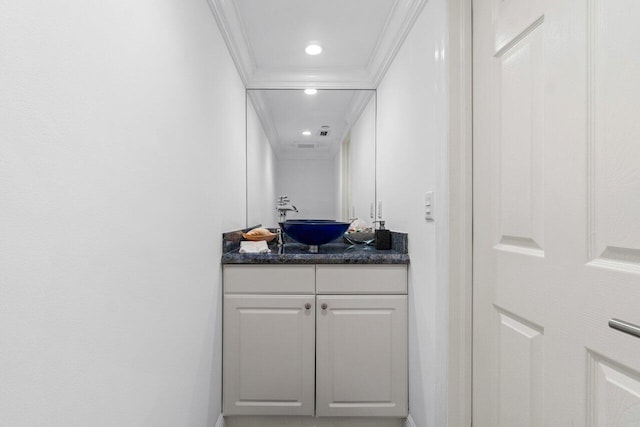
left=305, top=43, right=322, bottom=55
left=302, top=130, right=312, bottom=136
left=304, top=88, right=318, bottom=95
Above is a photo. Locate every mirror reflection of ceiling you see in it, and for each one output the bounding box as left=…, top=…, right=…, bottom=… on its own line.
left=208, top=0, right=427, bottom=88
left=248, top=90, right=374, bottom=160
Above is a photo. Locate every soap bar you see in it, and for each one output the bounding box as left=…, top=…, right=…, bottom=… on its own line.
left=375, top=229, right=392, bottom=250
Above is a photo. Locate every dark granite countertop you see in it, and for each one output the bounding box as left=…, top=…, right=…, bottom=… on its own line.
left=221, top=226, right=409, bottom=265
left=222, top=242, right=410, bottom=264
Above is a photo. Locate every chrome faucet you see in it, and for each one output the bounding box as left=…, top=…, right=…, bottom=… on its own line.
left=276, top=195, right=298, bottom=222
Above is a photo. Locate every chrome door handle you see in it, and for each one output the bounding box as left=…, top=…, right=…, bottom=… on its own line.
left=305, top=303, right=312, bottom=310
left=609, top=318, right=640, bottom=339
left=321, top=303, right=328, bottom=310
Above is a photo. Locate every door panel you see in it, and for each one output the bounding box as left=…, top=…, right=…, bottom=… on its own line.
left=589, top=0, right=640, bottom=272
left=493, top=0, right=545, bottom=54
left=588, top=352, right=640, bottom=426
left=315, top=295, right=407, bottom=418
left=495, top=309, right=544, bottom=427
left=475, top=0, right=551, bottom=424
left=496, top=22, right=545, bottom=256
left=223, top=295, right=315, bottom=416
left=474, top=0, right=640, bottom=425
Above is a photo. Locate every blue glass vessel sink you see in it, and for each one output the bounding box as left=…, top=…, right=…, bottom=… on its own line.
left=279, top=219, right=351, bottom=247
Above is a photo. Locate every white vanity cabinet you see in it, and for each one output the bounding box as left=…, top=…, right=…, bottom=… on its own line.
left=223, top=263, right=408, bottom=420
left=223, top=265, right=315, bottom=416
left=315, top=264, right=408, bottom=417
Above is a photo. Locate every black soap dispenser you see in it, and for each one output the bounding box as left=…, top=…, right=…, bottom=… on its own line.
left=374, top=220, right=392, bottom=250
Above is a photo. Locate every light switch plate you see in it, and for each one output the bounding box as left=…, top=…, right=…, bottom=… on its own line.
left=425, top=191, right=434, bottom=221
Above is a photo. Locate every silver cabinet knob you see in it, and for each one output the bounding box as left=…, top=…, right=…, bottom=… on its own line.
left=305, top=303, right=312, bottom=310
left=321, top=303, right=328, bottom=310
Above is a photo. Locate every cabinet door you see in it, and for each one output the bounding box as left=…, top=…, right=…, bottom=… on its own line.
left=316, top=295, right=408, bottom=417
left=223, top=295, right=315, bottom=416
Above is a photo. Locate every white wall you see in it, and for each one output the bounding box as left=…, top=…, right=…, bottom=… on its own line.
left=247, top=101, right=278, bottom=228
left=275, top=158, right=337, bottom=220
left=0, top=1, right=245, bottom=426
left=348, top=95, right=377, bottom=225
left=376, top=1, right=448, bottom=426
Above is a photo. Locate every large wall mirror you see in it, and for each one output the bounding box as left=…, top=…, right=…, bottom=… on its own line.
left=246, top=89, right=377, bottom=228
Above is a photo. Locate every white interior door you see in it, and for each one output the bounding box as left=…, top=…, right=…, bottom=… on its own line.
left=473, top=0, right=640, bottom=425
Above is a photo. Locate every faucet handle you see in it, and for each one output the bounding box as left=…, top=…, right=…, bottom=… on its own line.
left=277, top=195, right=291, bottom=206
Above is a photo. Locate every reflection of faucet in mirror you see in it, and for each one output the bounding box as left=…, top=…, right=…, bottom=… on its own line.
left=276, top=195, right=298, bottom=222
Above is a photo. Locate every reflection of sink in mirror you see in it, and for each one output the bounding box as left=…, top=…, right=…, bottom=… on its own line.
left=344, top=230, right=376, bottom=245
left=246, top=89, right=377, bottom=228
left=279, top=219, right=350, bottom=247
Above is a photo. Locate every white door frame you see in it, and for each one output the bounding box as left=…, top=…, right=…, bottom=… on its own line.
left=447, top=0, right=473, bottom=425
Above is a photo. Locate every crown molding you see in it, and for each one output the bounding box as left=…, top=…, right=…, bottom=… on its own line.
left=367, top=0, right=429, bottom=87
left=345, top=91, right=375, bottom=128
left=328, top=90, right=375, bottom=158
left=208, top=0, right=427, bottom=89
left=247, top=68, right=373, bottom=90
left=206, top=0, right=255, bottom=86
left=246, top=90, right=281, bottom=152
left=247, top=90, right=374, bottom=160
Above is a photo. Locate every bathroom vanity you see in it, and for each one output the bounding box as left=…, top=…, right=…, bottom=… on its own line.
left=221, top=235, right=409, bottom=426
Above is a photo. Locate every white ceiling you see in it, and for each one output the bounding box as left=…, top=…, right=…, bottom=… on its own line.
left=248, top=89, right=375, bottom=160
left=208, top=0, right=428, bottom=88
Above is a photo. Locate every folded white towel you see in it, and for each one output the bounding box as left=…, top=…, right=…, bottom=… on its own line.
left=239, top=240, right=270, bottom=254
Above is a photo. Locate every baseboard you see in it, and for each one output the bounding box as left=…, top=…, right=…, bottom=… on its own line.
left=222, top=416, right=405, bottom=427
left=405, top=414, right=417, bottom=427
left=215, top=414, right=225, bottom=427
